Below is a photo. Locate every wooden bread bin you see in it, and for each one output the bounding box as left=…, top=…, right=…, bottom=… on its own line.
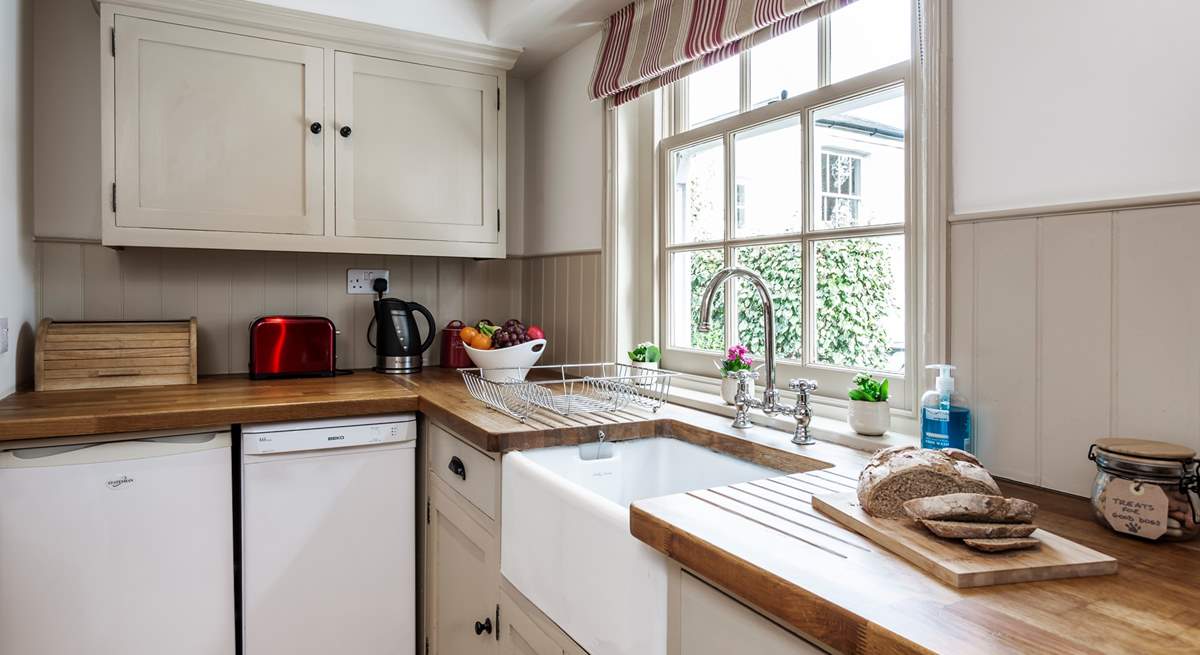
left=35, top=319, right=198, bottom=391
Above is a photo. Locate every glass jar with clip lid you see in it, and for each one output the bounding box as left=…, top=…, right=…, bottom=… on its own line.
left=1088, top=437, right=1199, bottom=542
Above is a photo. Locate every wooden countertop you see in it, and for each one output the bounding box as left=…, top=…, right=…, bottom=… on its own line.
left=632, top=464, right=1200, bottom=654
left=3, top=367, right=1197, bottom=654
left=0, top=373, right=418, bottom=440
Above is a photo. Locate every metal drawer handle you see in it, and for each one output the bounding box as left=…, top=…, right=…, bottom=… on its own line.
left=474, top=617, right=492, bottom=636
left=448, top=456, right=466, bottom=481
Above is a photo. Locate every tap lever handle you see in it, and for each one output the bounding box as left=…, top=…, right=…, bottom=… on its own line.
left=788, top=378, right=818, bottom=393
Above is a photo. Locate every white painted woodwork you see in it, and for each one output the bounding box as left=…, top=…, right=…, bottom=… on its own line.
left=429, top=422, right=499, bottom=520
left=114, top=16, right=325, bottom=235
left=499, top=592, right=564, bottom=655
left=677, top=572, right=822, bottom=655
left=426, top=474, right=498, bottom=655
left=335, top=52, right=500, bottom=244
left=36, top=243, right=524, bottom=375
left=948, top=203, right=1200, bottom=496
left=520, top=253, right=603, bottom=367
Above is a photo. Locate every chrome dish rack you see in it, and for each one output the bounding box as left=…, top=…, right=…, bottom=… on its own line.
left=459, top=362, right=676, bottom=421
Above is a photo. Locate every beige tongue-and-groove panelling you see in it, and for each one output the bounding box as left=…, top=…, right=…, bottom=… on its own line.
left=520, top=252, right=604, bottom=367
left=36, top=243, right=523, bottom=374
left=949, top=203, right=1200, bottom=497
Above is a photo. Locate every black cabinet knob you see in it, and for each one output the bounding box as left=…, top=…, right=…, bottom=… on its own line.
left=448, top=456, right=466, bottom=480
left=474, top=618, right=492, bottom=636
left=340, top=125, right=352, bottom=138
left=310, top=122, right=322, bottom=134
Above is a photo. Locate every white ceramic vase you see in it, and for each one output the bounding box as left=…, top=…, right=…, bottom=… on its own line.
left=630, top=360, right=659, bottom=386
left=720, top=374, right=754, bottom=405
left=847, top=399, right=891, bottom=436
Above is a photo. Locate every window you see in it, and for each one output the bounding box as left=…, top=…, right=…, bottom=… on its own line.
left=660, top=0, right=912, bottom=405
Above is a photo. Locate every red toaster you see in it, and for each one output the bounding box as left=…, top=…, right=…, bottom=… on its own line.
left=248, top=316, right=338, bottom=380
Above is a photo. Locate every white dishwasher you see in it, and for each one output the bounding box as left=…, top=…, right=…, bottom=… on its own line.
left=0, top=429, right=235, bottom=655
left=240, top=413, right=416, bottom=654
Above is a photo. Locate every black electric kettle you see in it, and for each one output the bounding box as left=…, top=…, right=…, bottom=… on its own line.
left=369, top=297, right=436, bottom=374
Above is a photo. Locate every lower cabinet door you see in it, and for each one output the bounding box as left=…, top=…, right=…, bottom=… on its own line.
left=499, top=592, right=564, bottom=655
left=679, top=573, right=824, bottom=655
left=426, top=476, right=498, bottom=655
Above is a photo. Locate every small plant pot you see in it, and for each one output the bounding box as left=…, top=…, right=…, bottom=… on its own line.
left=630, top=360, right=659, bottom=386
left=720, top=374, right=754, bottom=405
left=847, top=400, right=890, bottom=436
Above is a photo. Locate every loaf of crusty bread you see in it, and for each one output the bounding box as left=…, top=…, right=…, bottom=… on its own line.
left=857, top=445, right=1001, bottom=518
left=919, top=519, right=1038, bottom=539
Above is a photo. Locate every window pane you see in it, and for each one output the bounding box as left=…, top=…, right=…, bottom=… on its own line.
left=750, top=22, right=818, bottom=107
left=671, top=140, right=724, bottom=244
left=669, top=249, right=725, bottom=352
left=815, top=235, right=905, bottom=372
left=812, top=87, right=905, bottom=230
left=733, top=116, right=802, bottom=237
left=830, top=0, right=910, bottom=83
left=734, top=243, right=802, bottom=360
left=687, top=56, right=739, bottom=128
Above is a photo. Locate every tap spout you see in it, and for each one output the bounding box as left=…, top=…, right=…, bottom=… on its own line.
left=696, top=266, right=777, bottom=401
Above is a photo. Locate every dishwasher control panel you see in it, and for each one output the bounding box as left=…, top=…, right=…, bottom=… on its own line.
left=242, top=414, right=416, bottom=455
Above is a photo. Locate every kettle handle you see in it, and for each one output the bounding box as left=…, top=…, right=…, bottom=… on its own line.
left=409, top=302, right=437, bottom=354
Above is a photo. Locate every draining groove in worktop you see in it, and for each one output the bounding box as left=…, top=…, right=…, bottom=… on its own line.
left=36, top=243, right=522, bottom=374
left=682, top=472, right=870, bottom=560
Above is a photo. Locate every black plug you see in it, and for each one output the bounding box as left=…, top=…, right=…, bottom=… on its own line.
left=372, top=277, right=388, bottom=299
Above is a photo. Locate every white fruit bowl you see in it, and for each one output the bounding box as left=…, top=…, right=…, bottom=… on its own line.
left=463, top=339, right=547, bottom=381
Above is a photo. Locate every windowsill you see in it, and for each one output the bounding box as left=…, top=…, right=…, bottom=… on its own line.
left=665, top=379, right=919, bottom=454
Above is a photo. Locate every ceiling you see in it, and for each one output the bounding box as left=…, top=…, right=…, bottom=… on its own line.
left=249, top=0, right=629, bottom=76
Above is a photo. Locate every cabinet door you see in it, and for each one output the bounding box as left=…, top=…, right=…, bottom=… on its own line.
left=334, top=52, right=500, bottom=243
left=499, top=592, right=564, bottom=655
left=427, top=476, right=498, bottom=655
left=679, top=573, right=824, bottom=655
left=114, top=16, right=324, bottom=235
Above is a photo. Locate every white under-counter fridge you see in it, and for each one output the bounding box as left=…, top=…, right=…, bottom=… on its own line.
left=0, top=429, right=235, bottom=655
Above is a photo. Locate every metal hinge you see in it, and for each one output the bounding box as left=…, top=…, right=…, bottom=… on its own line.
left=111, top=182, right=116, bottom=212
left=497, top=209, right=501, bottom=232
left=424, top=637, right=429, bottom=655
left=111, top=27, right=116, bottom=56
left=426, top=498, right=430, bottom=524
left=496, top=88, right=500, bottom=111
left=495, top=604, right=500, bottom=641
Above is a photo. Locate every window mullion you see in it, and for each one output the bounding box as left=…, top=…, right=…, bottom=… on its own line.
left=739, top=51, right=751, bottom=113
left=723, top=128, right=737, bottom=350
left=817, top=16, right=831, bottom=88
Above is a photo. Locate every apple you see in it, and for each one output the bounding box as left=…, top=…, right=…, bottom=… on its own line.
left=527, top=325, right=545, bottom=340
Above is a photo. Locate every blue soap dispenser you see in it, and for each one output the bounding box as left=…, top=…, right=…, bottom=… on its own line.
left=920, top=364, right=972, bottom=452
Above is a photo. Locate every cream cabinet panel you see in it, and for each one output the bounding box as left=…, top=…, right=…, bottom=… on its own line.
left=335, top=52, right=500, bottom=244
left=113, top=16, right=324, bottom=235
left=679, top=573, right=824, bottom=655
left=500, top=592, right=564, bottom=655
left=426, top=476, right=498, bottom=655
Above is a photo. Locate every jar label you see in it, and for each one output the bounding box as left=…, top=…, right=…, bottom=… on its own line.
left=1103, top=479, right=1169, bottom=539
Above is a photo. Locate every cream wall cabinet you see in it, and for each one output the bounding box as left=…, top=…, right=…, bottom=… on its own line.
left=99, top=0, right=515, bottom=258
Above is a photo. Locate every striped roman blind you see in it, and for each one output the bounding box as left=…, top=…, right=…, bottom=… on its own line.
left=589, top=0, right=860, bottom=107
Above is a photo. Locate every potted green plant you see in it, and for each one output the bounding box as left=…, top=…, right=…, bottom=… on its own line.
left=716, top=345, right=754, bottom=405
left=848, top=373, right=890, bottom=436
left=628, top=342, right=661, bottom=386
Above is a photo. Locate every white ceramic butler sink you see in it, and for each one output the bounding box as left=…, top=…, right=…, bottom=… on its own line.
left=501, top=437, right=781, bottom=655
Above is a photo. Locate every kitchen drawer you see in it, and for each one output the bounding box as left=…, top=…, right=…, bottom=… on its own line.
left=429, top=422, right=497, bottom=519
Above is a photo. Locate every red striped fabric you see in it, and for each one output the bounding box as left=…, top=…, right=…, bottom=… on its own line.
left=589, top=0, right=857, bottom=107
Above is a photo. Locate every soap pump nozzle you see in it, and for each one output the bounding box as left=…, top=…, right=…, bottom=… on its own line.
left=925, top=364, right=957, bottom=397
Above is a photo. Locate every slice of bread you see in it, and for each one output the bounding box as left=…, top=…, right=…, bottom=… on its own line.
left=919, top=519, right=1038, bottom=539
left=963, top=537, right=1040, bottom=552
left=903, top=493, right=1038, bottom=524
left=857, top=446, right=1001, bottom=518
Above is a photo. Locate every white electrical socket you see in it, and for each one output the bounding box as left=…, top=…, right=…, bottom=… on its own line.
left=0, top=317, right=7, bottom=355
left=347, top=269, right=390, bottom=295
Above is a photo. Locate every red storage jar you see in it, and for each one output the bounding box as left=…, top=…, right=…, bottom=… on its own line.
left=440, top=320, right=473, bottom=368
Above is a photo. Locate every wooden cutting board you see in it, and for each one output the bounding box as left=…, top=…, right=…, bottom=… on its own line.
left=812, top=491, right=1118, bottom=588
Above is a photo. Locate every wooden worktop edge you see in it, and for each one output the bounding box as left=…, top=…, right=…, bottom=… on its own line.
left=630, top=504, right=935, bottom=655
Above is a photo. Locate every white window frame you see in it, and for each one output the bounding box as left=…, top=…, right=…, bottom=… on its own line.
left=656, top=12, right=917, bottom=411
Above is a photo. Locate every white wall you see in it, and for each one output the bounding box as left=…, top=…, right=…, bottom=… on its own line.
left=522, top=32, right=604, bottom=256
left=0, top=0, right=36, bottom=398
left=953, top=0, right=1200, bottom=215
left=949, top=1, right=1200, bottom=496
left=249, top=0, right=493, bottom=45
